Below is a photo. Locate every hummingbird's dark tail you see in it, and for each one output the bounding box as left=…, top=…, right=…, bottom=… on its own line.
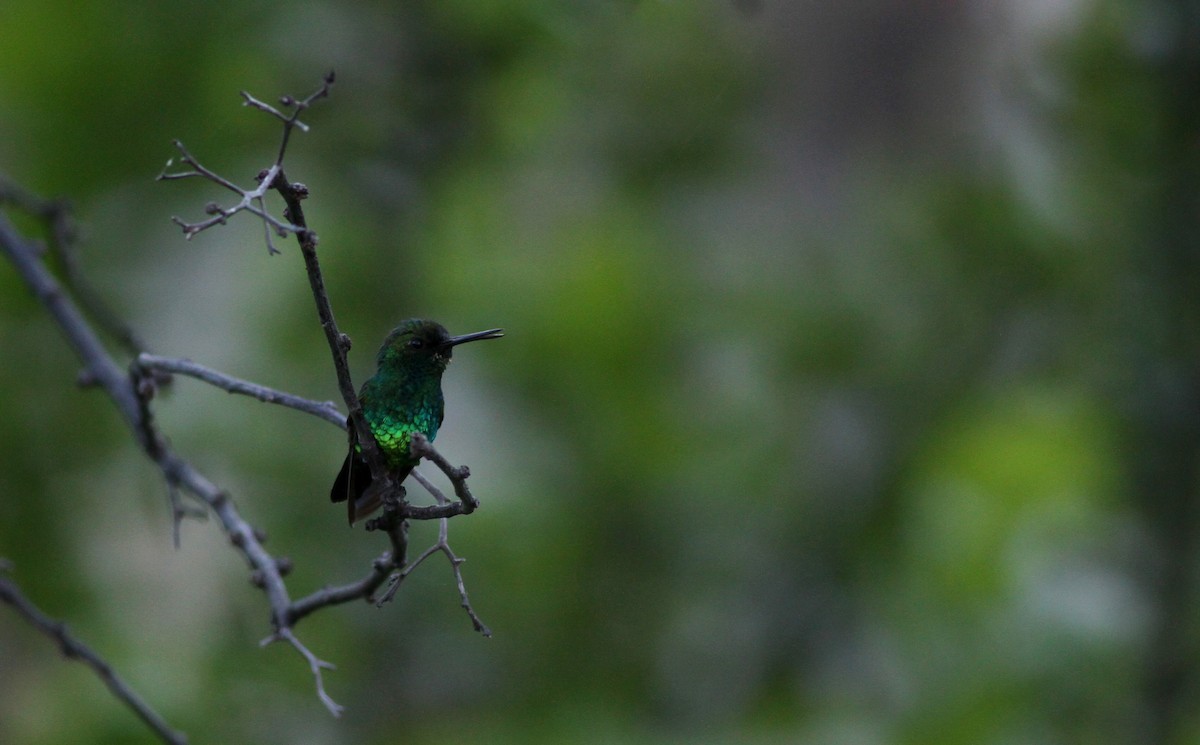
left=331, top=450, right=372, bottom=525
left=332, top=451, right=414, bottom=525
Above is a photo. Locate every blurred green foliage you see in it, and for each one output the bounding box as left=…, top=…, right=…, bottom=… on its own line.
left=2, top=1, right=1198, bottom=744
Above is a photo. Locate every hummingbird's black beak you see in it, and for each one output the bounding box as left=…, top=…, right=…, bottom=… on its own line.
left=444, top=328, right=504, bottom=347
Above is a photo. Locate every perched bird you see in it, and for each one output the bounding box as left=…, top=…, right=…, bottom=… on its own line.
left=331, top=319, right=503, bottom=524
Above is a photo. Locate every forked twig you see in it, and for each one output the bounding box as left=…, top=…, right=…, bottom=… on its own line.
left=375, top=455, right=491, bottom=636
left=264, top=627, right=343, bottom=717
left=157, top=72, right=335, bottom=254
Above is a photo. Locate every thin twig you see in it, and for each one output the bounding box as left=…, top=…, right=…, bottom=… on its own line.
left=166, top=480, right=206, bottom=549
left=0, top=213, right=143, bottom=427
left=157, top=73, right=335, bottom=254
left=265, top=627, right=343, bottom=717
left=159, top=148, right=295, bottom=253
left=241, top=71, right=334, bottom=166
left=135, top=353, right=346, bottom=428
left=0, top=567, right=188, bottom=745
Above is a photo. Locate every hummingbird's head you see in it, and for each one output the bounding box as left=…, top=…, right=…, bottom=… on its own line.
left=377, top=319, right=504, bottom=373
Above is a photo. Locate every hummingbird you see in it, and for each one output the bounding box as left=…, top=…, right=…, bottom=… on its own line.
left=331, top=319, right=504, bottom=524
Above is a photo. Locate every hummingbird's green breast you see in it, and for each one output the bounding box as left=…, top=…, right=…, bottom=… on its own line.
left=360, top=374, right=444, bottom=469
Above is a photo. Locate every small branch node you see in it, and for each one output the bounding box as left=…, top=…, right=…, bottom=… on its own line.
left=76, top=368, right=99, bottom=388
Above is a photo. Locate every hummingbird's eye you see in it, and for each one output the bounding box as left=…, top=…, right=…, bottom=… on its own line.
left=408, top=338, right=424, bottom=349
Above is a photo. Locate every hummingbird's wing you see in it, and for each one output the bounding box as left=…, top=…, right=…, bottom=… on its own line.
left=332, top=449, right=374, bottom=525
left=331, top=411, right=374, bottom=525
left=331, top=449, right=368, bottom=502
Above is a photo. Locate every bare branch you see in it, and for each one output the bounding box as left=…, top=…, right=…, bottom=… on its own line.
left=0, top=207, right=338, bottom=711
left=159, top=68, right=328, bottom=254
left=240, top=91, right=306, bottom=129
left=158, top=139, right=249, bottom=195
left=159, top=146, right=296, bottom=253
left=135, top=353, right=347, bottom=428
left=404, top=432, right=481, bottom=517
left=0, top=212, right=143, bottom=429
left=264, top=627, right=343, bottom=717
left=0, top=178, right=149, bottom=355
left=0, top=566, right=188, bottom=745
left=242, top=70, right=335, bottom=165
left=286, top=551, right=395, bottom=625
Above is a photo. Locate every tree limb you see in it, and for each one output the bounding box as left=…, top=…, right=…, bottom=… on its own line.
left=0, top=206, right=325, bottom=712
left=0, top=178, right=149, bottom=355
left=135, top=353, right=346, bottom=428
left=0, top=564, right=188, bottom=745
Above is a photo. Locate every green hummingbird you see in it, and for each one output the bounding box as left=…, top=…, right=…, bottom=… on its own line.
left=331, top=319, right=504, bottom=524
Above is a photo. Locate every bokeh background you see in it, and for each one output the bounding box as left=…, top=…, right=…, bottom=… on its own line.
left=1, top=1, right=1198, bottom=743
